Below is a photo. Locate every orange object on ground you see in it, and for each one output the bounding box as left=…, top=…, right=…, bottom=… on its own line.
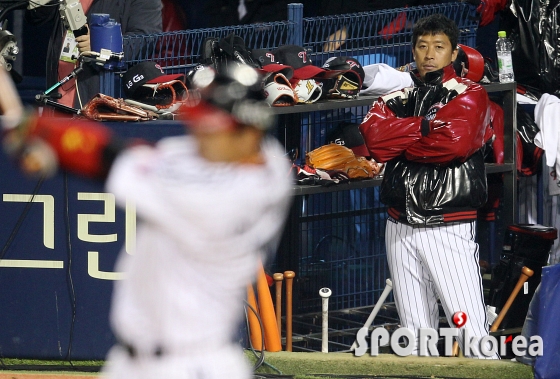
left=246, top=284, right=263, bottom=351
left=256, top=261, right=281, bottom=352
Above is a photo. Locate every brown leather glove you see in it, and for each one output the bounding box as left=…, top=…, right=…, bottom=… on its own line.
left=81, top=93, right=158, bottom=121
left=305, top=143, right=378, bottom=179
left=130, top=79, right=188, bottom=111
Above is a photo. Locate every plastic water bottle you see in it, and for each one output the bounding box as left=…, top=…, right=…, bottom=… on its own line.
left=496, top=31, right=514, bottom=83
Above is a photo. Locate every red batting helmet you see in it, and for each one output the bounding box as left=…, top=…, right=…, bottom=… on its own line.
left=453, top=44, right=485, bottom=82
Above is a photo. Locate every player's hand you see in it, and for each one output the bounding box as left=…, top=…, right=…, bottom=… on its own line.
left=2, top=112, right=59, bottom=178
left=75, top=24, right=91, bottom=53
left=385, top=96, right=409, bottom=118
left=0, top=65, right=59, bottom=178
left=0, top=65, right=24, bottom=130
left=16, top=138, right=59, bottom=177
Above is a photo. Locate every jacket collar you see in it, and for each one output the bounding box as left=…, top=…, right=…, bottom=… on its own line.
left=411, top=64, right=458, bottom=86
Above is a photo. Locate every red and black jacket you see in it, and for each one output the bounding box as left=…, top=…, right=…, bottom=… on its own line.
left=359, top=64, right=494, bottom=225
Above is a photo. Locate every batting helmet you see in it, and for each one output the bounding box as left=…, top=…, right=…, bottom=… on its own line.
left=453, top=44, right=485, bottom=82
left=182, top=64, right=274, bottom=131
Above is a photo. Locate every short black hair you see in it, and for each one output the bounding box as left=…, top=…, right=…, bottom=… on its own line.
left=412, top=14, right=459, bottom=50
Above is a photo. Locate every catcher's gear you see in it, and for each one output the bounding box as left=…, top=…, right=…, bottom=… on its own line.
left=262, top=72, right=297, bottom=107
left=81, top=93, right=158, bottom=122
left=305, top=143, right=379, bottom=180
left=323, top=71, right=361, bottom=99
left=126, top=79, right=188, bottom=112
left=291, top=79, right=322, bottom=103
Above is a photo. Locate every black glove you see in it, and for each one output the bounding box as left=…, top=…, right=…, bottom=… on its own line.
left=441, top=88, right=459, bottom=104
left=385, top=96, right=409, bottom=118
left=218, top=33, right=260, bottom=69
left=411, top=85, right=444, bottom=117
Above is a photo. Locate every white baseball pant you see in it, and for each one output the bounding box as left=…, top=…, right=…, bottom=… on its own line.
left=385, top=217, right=499, bottom=359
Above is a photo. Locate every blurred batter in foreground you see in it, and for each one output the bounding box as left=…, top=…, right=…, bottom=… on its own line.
left=1, top=64, right=293, bottom=378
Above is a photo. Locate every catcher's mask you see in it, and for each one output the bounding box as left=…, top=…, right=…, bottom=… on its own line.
left=182, top=64, right=274, bottom=132
left=453, top=44, right=484, bottom=82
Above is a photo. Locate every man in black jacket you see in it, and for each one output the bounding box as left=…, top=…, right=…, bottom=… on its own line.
left=25, top=0, right=162, bottom=111
left=360, top=14, right=498, bottom=358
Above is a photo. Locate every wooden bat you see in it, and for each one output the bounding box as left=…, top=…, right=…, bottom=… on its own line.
left=273, top=273, right=284, bottom=341
left=452, top=266, right=534, bottom=356
left=256, top=262, right=281, bottom=352
left=490, top=266, right=534, bottom=333
left=284, top=270, right=295, bottom=352
left=246, top=284, right=263, bottom=351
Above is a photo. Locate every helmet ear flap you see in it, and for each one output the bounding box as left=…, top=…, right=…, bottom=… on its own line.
left=453, top=44, right=485, bottom=82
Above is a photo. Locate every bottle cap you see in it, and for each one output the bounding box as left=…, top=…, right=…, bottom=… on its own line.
left=498, top=31, right=506, bottom=38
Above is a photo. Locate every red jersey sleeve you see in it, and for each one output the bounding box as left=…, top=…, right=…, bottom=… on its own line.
left=404, top=83, right=492, bottom=164
left=359, top=91, right=424, bottom=163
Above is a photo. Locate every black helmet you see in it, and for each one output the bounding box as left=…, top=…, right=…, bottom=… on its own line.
left=183, top=64, right=274, bottom=131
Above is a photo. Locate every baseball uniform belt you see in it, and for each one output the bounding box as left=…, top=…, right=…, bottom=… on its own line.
left=118, top=340, right=164, bottom=359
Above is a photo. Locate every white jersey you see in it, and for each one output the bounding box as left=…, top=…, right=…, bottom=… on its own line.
left=101, top=135, right=292, bottom=379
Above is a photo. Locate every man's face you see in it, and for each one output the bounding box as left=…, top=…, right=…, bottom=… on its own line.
left=413, top=32, right=458, bottom=79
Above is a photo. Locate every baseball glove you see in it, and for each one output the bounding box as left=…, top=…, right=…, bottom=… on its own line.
left=263, top=72, right=297, bottom=106
left=305, top=143, right=378, bottom=179
left=324, top=71, right=361, bottom=99
left=81, top=93, right=158, bottom=121
left=292, top=79, right=323, bottom=103
left=130, top=79, right=188, bottom=111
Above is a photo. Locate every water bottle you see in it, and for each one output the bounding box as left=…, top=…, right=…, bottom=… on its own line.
left=496, top=31, right=514, bottom=83
left=89, top=13, right=125, bottom=70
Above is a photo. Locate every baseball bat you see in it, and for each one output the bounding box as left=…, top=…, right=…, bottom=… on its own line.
left=452, top=266, right=534, bottom=356
left=273, top=273, right=284, bottom=340
left=490, top=266, right=534, bottom=333
left=246, top=284, right=263, bottom=351
left=256, top=262, right=282, bottom=352
left=320, top=287, right=332, bottom=353
left=284, top=270, right=295, bottom=352
left=350, top=278, right=393, bottom=351
left=452, top=335, right=461, bottom=357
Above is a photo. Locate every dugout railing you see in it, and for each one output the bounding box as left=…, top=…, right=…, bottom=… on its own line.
left=100, top=2, right=479, bottom=97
